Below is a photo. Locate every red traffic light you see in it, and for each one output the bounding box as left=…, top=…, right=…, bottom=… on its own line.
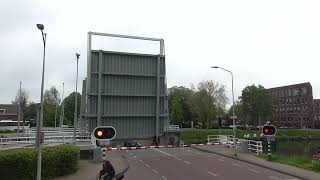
left=93, top=126, right=116, bottom=140
left=262, top=125, right=276, bottom=136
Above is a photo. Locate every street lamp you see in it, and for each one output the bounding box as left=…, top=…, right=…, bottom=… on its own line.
left=211, top=66, right=237, bottom=156
left=36, top=23, right=47, bottom=180
left=73, top=53, right=80, bottom=142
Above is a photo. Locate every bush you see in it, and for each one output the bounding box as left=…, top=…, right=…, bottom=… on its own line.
left=0, top=145, right=80, bottom=180
left=0, top=129, right=15, bottom=134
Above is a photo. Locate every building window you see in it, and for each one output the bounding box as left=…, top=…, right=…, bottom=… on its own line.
left=293, top=89, right=299, bottom=96
left=288, top=89, right=292, bottom=96
left=301, top=87, right=307, bottom=95
left=0, top=109, right=6, bottom=114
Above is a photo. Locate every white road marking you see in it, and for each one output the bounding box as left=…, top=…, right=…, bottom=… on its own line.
left=145, top=163, right=151, bottom=168
left=152, top=169, right=159, bottom=174
left=187, top=150, right=192, bottom=152
left=217, top=159, right=225, bottom=162
left=139, top=160, right=143, bottom=163
left=232, top=163, right=241, bottom=167
left=162, top=176, right=169, bottom=180
left=129, top=153, right=133, bottom=156
left=208, top=171, right=217, bottom=176
left=248, top=168, right=260, bottom=174
left=184, top=160, right=191, bottom=164
left=269, top=176, right=281, bottom=180
left=153, top=148, right=173, bottom=157
left=176, top=158, right=182, bottom=161
left=133, top=155, right=137, bottom=158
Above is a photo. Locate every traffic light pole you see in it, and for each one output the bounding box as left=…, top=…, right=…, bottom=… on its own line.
left=267, top=140, right=271, bottom=160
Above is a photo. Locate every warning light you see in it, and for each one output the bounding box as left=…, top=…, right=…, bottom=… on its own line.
left=97, top=130, right=103, bottom=137
left=93, top=126, right=116, bottom=140
left=262, top=125, right=276, bottom=136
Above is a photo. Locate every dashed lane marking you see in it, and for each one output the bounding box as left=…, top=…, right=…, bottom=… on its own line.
left=153, top=148, right=174, bottom=157
left=269, top=176, right=281, bottom=180
left=145, top=163, right=151, bottom=168
left=217, top=159, right=224, bottom=162
left=133, top=155, right=137, bottom=158
left=152, top=169, right=159, bottom=174
left=208, top=171, right=217, bottom=176
left=248, top=168, right=260, bottom=174
left=183, top=160, right=191, bottom=164
left=232, top=163, right=241, bottom=167
left=162, top=176, right=169, bottom=180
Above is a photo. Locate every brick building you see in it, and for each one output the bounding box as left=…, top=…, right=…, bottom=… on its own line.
left=314, top=99, right=320, bottom=128
left=269, top=83, right=314, bottom=128
left=0, top=104, right=20, bottom=121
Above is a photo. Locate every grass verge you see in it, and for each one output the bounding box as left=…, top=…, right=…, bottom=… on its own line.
left=260, top=153, right=320, bottom=172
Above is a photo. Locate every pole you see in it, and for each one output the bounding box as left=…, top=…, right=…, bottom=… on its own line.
left=54, top=103, right=58, bottom=128
left=211, top=66, right=237, bottom=156
left=231, top=71, right=237, bottom=156
left=60, top=83, right=65, bottom=127
left=73, top=54, right=79, bottom=142
left=268, top=140, right=271, bottom=160
left=17, top=81, right=22, bottom=136
left=37, top=31, right=46, bottom=180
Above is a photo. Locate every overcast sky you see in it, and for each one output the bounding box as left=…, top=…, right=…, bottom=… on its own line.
left=1, top=0, right=320, bottom=105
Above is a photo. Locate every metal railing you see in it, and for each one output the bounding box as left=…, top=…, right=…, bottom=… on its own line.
left=164, top=125, right=181, bottom=132
left=207, top=134, right=263, bottom=155
left=207, top=135, right=234, bottom=144
left=247, top=140, right=263, bottom=155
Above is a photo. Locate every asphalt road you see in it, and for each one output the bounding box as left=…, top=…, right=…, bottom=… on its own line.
left=107, top=147, right=300, bottom=180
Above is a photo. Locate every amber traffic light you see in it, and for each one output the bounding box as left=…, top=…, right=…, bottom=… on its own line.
left=93, top=126, right=116, bottom=140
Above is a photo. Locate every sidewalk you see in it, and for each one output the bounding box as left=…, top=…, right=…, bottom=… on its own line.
left=192, top=145, right=320, bottom=180
left=54, top=156, right=129, bottom=180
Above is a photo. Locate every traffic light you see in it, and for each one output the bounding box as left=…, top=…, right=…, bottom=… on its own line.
left=93, top=126, right=116, bottom=140
left=262, top=125, right=276, bottom=136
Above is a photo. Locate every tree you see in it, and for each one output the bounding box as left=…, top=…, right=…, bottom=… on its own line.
left=190, top=80, right=228, bottom=129
left=42, top=86, right=61, bottom=127
left=44, top=86, right=61, bottom=105
left=12, top=88, right=29, bottom=116
left=24, top=102, right=37, bottom=121
left=240, top=84, right=272, bottom=126
left=63, top=92, right=81, bottom=126
left=191, top=89, right=215, bottom=129
left=168, top=86, right=193, bottom=127
left=228, top=100, right=244, bottom=125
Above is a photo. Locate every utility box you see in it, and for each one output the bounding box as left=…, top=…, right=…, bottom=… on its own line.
left=82, top=32, right=169, bottom=143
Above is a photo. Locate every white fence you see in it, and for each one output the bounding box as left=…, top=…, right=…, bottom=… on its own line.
left=247, top=140, right=263, bottom=155
left=0, top=127, right=91, bottom=149
left=164, top=125, right=180, bottom=132
left=207, top=135, right=263, bottom=155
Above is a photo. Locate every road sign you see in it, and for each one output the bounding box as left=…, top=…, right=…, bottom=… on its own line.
left=96, top=139, right=110, bottom=147
left=266, top=136, right=275, bottom=141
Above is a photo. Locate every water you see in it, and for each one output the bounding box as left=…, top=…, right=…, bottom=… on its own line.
left=274, top=140, right=320, bottom=156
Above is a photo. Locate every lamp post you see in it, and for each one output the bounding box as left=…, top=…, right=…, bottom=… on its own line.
left=60, top=82, right=65, bottom=127
left=36, top=23, right=46, bottom=180
left=73, top=53, right=80, bottom=142
left=211, top=66, right=237, bottom=156
left=17, top=81, right=22, bottom=136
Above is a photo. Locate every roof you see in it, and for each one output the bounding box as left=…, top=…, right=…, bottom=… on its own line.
left=0, top=104, right=19, bottom=114
left=268, top=82, right=312, bottom=90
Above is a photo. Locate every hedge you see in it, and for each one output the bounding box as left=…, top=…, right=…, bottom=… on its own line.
left=0, top=145, right=80, bottom=180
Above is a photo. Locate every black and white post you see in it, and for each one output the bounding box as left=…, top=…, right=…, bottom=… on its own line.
left=102, top=146, right=106, bottom=161
left=267, top=140, right=271, bottom=160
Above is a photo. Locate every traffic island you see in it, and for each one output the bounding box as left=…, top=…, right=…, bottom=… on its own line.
left=192, top=145, right=320, bottom=180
